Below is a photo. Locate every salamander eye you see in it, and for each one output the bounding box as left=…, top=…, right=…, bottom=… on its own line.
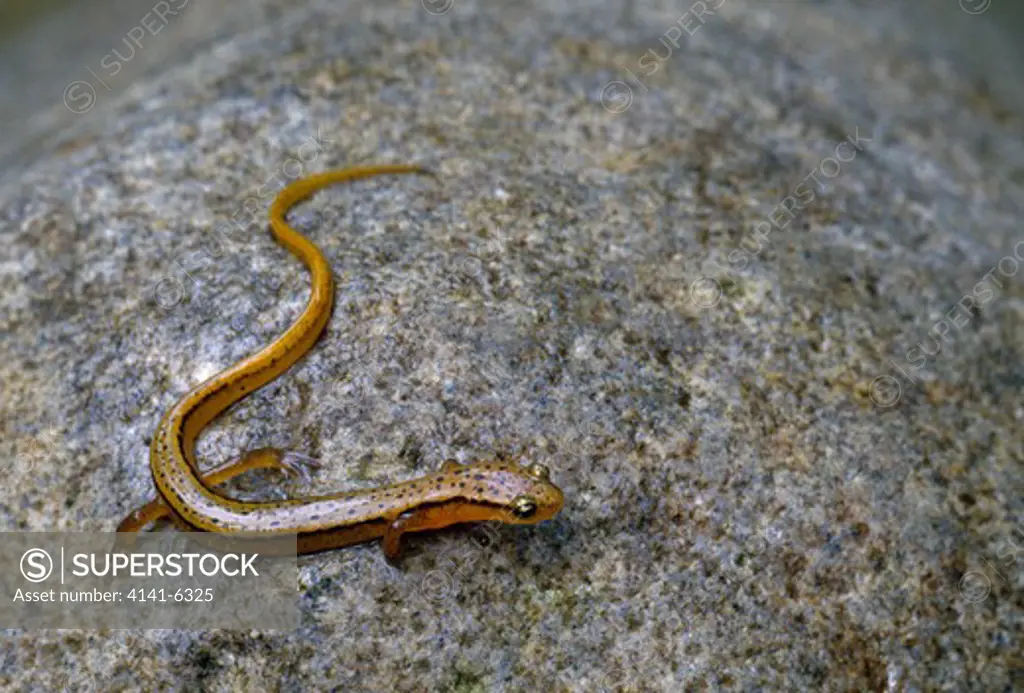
left=526, top=463, right=549, bottom=481
left=510, top=496, right=538, bottom=519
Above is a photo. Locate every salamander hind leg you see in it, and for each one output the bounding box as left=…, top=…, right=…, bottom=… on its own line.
left=384, top=511, right=428, bottom=565
left=256, top=448, right=322, bottom=484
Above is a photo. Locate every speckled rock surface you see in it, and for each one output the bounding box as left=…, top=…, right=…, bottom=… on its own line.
left=1, top=0, right=1022, bottom=690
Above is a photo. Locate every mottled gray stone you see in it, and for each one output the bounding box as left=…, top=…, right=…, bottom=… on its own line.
left=1, top=0, right=1022, bottom=690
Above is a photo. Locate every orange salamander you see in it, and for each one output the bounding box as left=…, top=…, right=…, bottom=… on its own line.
left=118, top=165, right=564, bottom=559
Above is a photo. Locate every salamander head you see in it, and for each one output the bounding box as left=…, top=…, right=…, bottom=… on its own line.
left=502, top=461, right=565, bottom=524
left=451, top=460, right=564, bottom=525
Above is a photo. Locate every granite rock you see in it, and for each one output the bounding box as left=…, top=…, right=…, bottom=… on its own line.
left=1, top=0, right=1022, bottom=690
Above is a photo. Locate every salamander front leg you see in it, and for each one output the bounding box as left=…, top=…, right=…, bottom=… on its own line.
left=440, top=458, right=462, bottom=473
left=116, top=448, right=320, bottom=532
left=383, top=509, right=439, bottom=564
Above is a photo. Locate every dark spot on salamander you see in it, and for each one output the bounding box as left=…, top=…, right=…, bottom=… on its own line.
left=474, top=474, right=485, bottom=480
